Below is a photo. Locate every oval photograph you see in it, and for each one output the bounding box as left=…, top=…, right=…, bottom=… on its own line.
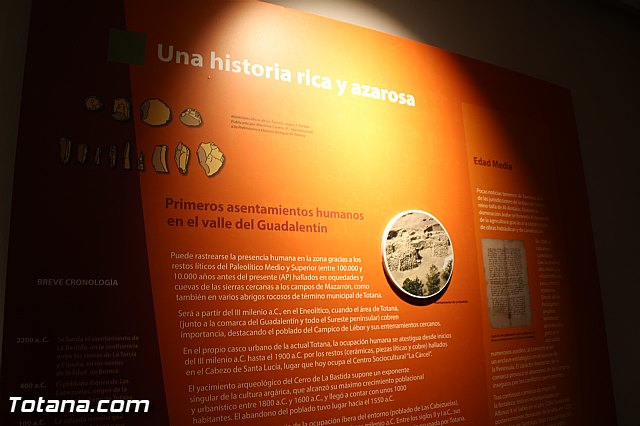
left=382, top=210, right=454, bottom=299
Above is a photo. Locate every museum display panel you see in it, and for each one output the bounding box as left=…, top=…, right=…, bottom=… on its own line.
left=1, top=1, right=615, bottom=425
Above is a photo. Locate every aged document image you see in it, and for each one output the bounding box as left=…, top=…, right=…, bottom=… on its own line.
left=482, top=239, right=531, bottom=328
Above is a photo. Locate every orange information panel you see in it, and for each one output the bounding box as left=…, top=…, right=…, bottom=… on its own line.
left=1, top=1, right=615, bottom=425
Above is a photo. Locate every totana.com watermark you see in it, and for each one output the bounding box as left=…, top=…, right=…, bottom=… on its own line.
left=9, top=397, right=150, bottom=413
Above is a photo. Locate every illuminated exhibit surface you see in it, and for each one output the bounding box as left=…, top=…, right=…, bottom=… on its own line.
left=0, top=1, right=615, bottom=425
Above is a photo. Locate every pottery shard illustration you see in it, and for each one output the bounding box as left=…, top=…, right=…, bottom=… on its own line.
left=109, top=145, right=117, bottom=168
left=84, top=96, right=103, bottom=112
left=111, top=97, right=131, bottom=121
left=152, top=145, right=169, bottom=173
left=77, top=144, right=88, bottom=164
left=68, top=95, right=224, bottom=177
left=123, top=142, right=131, bottom=170
left=94, top=147, right=102, bottom=165
left=141, top=98, right=171, bottom=126
left=59, top=137, right=72, bottom=164
left=175, top=142, right=190, bottom=174
left=179, top=108, right=203, bottom=127
left=197, top=142, right=225, bottom=176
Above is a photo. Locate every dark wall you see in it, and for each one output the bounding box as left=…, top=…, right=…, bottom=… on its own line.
left=2, top=1, right=638, bottom=424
